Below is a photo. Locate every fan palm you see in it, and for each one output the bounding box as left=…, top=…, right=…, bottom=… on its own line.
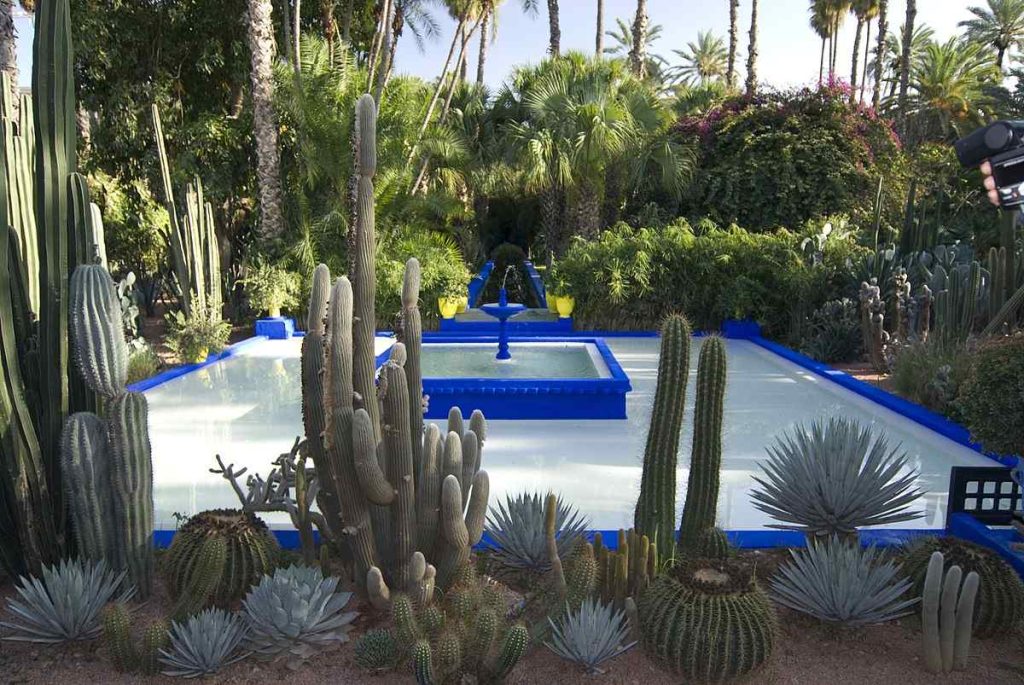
left=907, top=37, right=1000, bottom=141
left=960, top=0, right=1024, bottom=69
left=670, top=31, right=728, bottom=86
left=850, top=0, right=881, bottom=96
left=604, top=17, right=669, bottom=82
left=875, top=22, right=934, bottom=99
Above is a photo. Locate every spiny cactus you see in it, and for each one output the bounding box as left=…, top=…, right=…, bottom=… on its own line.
left=593, top=530, right=656, bottom=611
left=902, top=537, right=1024, bottom=638
left=139, top=620, right=170, bottom=676
left=637, top=558, right=776, bottom=682
left=922, top=551, right=979, bottom=674
left=60, top=413, right=114, bottom=561
left=678, top=336, right=729, bottom=559
left=101, top=602, right=136, bottom=672
left=634, top=314, right=691, bottom=561
left=69, top=264, right=128, bottom=398
left=165, top=509, right=279, bottom=613
left=354, top=628, right=399, bottom=671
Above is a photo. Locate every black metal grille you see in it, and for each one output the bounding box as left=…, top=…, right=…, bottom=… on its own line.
left=947, top=466, right=1022, bottom=527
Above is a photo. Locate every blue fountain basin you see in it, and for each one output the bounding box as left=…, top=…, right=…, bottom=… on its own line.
left=377, top=336, right=631, bottom=420
left=479, top=302, right=527, bottom=321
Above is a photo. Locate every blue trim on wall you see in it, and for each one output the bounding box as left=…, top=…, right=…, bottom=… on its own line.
left=128, top=336, right=270, bottom=393
left=522, top=260, right=547, bottom=308
left=438, top=317, right=574, bottom=335
left=467, top=261, right=494, bottom=307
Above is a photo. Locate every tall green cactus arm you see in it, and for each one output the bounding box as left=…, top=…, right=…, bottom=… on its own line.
left=465, top=470, right=488, bottom=545
left=353, top=408, right=394, bottom=505
left=352, top=93, right=380, bottom=441
left=460, top=430, right=478, bottom=505
left=634, top=314, right=691, bottom=561
left=678, top=336, right=728, bottom=558
left=401, top=258, right=424, bottom=476
left=151, top=103, right=190, bottom=316
left=436, top=474, right=470, bottom=588
left=69, top=264, right=128, bottom=399
left=468, top=410, right=486, bottom=446
left=447, top=407, right=464, bottom=438
left=107, top=391, right=154, bottom=598
left=60, top=412, right=115, bottom=561
left=416, top=424, right=442, bottom=556
left=380, top=354, right=417, bottom=590
left=442, top=432, right=463, bottom=493
left=306, top=264, right=331, bottom=334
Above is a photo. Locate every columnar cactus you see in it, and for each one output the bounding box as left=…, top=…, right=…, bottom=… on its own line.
left=634, top=314, right=691, bottom=562
left=678, top=336, right=730, bottom=559
left=60, top=264, right=155, bottom=597
left=922, top=551, right=979, bottom=674
left=593, top=529, right=656, bottom=610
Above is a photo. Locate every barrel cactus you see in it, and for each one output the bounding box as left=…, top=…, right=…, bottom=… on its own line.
left=902, top=537, right=1024, bottom=638
left=165, top=509, right=279, bottom=612
left=637, top=558, right=776, bottom=682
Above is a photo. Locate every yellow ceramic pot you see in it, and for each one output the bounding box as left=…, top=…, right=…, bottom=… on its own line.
left=268, top=305, right=282, bottom=318
left=457, top=295, right=469, bottom=313
left=438, top=297, right=459, bottom=319
left=555, top=295, right=575, bottom=318
left=191, top=347, right=209, bottom=364
left=547, top=295, right=559, bottom=313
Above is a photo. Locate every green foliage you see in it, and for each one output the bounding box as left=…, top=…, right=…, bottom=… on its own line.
left=902, top=537, right=1024, bottom=638
left=126, top=344, right=161, bottom=385
left=376, top=227, right=472, bottom=327
left=159, top=608, right=249, bottom=678
left=0, top=559, right=134, bottom=643
left=241, top=565, right=358, bottom=667
left=799, top=298, right=863, bottom=363
left=676, top=85, right=906, bottom=232
left=544, top=597, right=637, bottom=674
left=553, top=219, right=865, bottom=335
left=485, top=492, right=588, bottom=574
left=771, top=538, right=918, bottom=626
left=354, top=628, right=399, bottom=671
left=891, top=341, right=973, bottom=420
left=165, top=304, right=231, bottom=363
left=240, top=259, right=302, bottom=317
left=958, top=334, right=1024, bottom=457
left=88, top=171, right=168, bottom=278
left=751, top=418, right=923, bottom=538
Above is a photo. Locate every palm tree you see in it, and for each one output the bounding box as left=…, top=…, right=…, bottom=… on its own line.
left=960, top=0, right=1024, bottom=69
left=872, top=0, right=888, bottom=108
left=246, top=0, right=286, bottom=242
left=850, top=0, right=874, bottom=95
left=605, top=17, right=670, bottom=83
left=857, top=0, right=881, bottom=102
left=596, top=0, right=604, bottom=56
left=897, top=0, right=916, bottom=136
left=671, top=31, right=728, bottom=85
left=477, top=0, right=501, bottom=85
left=908, top=38, right=1000, bottom=140
left=879, top=22, right=933, bottom=98
left=745, top=0, right=758, bottom=94
left=629, top=0, right=649, bottom=77
left=810, top=2, right=830, bottom=84
left=727, top=0, right=740, bottom=88
left=547, top=0, right=559, bottom=56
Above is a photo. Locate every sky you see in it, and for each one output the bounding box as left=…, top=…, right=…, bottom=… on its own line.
left=9, top=1, right=981, bottom=91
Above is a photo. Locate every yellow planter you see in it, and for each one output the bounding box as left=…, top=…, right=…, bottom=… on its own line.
left=438, top=297, right=459, bottom=319
left=547, top=296, right=558, bottom=314
left=267, top=305, right=282, bottom=318
left=457, top=296, right=469, bottom=313
left=555, top=295, right=575, bottom=318
left=191, top=347, right=209, bottom=364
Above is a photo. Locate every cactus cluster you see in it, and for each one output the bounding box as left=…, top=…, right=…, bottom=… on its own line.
left=391, top=566, right=528, bottom=684
left=101, top=603, right=170, bottom=675
left=164, top=509, right=280, bottom=617
left=921, top=550, right=979, bottom=674
left=61, top=264, right=154, bottom=597
left=634, top=328, right=731, bottom=564
left=902, top=537, right=1024, bottom=638
left=592, top=530, right=656, bottom=612
left=637, top=558, right=777, bottom=682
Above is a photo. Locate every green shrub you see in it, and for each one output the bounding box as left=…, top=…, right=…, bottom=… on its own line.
left=241, top=260, right=302, bottom=317
left=676, top=85, right=907, bottom=232
left=958, top=335, right=1024, bottom=457
left=166, top=304, right=231, bottom=364
left=798, top=299, right=861, bottom=363
left=553, top=218, right=865, bottom=335
left=126, top=344, right=161, bottom=385
left=891, top=341, right=973, bottom=421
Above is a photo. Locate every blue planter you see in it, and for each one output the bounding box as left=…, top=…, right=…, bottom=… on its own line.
left=254, top=316, right=296, bottom=340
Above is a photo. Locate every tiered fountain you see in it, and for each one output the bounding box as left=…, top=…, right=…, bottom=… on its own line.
left=479, top=267, right=526, bottom=360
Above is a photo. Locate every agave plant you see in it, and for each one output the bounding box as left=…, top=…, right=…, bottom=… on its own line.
left=159, top=608, right=249, bottom=678
left=241, top=565, right=358, bottom=666
left=485, top=492, right=589, bottom=573
left=545, top=597, right=636, bottom=674
left=0, top=559, right=134, bottom=643
left=750, top=418, right=923, bottom=538
left=771, top=537, right=919, bottom=626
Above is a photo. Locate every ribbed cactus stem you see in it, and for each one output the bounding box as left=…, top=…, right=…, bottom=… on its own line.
left=352, top=94, right=380, bottom=441
left=678, top=336, right=727, bottom=558
left=69, top=264, right=127, bottom=399
left=302, top=264, right=337, bottom=536
left=953, top=571, right=979, bottom=670
left=380, top=356, right=416, bottom=591
left=60, top=412, right=114, bottom=561
left=417, top=424, right=442, bottom=556
left=464, top=470, right=489, bottom=545
left=922, top=551, right=944, bottom=674
left=367, top=566, right=392, bottom=612
left=634, top=314, right=691, bottom=561
left=545, top=492, right=567, bottom=602
left=108, top=391, right=154, bottom=598
left=101, top=602, right=135, bottom=672
left=401, top=258, right=424, bottom=475
left=413, top=640, right=434, bottom=685
left=436, top=475, right=469, bottom=588
left=940, top=564, right=962, bottom=673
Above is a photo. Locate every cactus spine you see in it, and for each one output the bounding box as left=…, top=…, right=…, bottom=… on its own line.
left=634, top=314, right=691, bottom=562
left=298, top=94, right=490, bottom=611
left=102, top=603, right=136, bottom=672
left=678, top=336, right=729, bottom=559
left=922, top=550, right=979, bottom=674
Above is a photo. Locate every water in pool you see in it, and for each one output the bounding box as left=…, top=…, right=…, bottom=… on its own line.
left=420, top=343, right=603, bottom=379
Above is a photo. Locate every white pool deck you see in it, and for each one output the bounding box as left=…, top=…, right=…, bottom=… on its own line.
left=145, top=335, right=995, bottom=535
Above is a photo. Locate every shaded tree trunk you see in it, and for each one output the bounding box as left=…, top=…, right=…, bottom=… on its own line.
left=406, top=16, right=467, bottom=167
left=245, top=0, right=286, bottom=243
left=574, top=181, right=601, bottom=241
left=897, top=0, right=915, bottom=138
left=860, top=19, right=872, bottom=103
left=541, top=183, right=563, bottom=261
left=373, top=0, right=396, bottom=101
left=726, top=0, right=739, bottom=88
left=628, top=0, right=648, bottom=77
left=547, top=0, right=560, bottom=56
left=595, top=0, right=603, bottom=57
left=819, top=37, right=825, bottom=85
left=477, top=7, right=490, bottom=85
left=850, top=18, right=862, bottom=98
left=322, top=0, right=339, bottom=65
left=342, top=0, right=352, bottom=44
left=602, top=165, right=623, bottom=227
left=293, top=0, right=301, bottom=75
left=745, top=0, right=758, bottom=95
left=872, top=0, right=887, bottom=109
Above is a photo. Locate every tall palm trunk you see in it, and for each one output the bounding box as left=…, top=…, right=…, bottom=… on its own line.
left=629, top=0, right=648, bottom=77
left=477, top=7, right=490, bottom=85
left=745, top=0, right=758, bottom=95
left=997, top=45, right=1006, bottom=70
left=872, top=0, right=887, bottom=109
left=547, top=0, right=560, bottom=56
left=245, top=0, right=285, bottom=242
left=859, top=19, right=872, bottom=103
left=342, top=0, right=352, bottom=44
left=574, top=180, right=601, bottom=240
left=850, top=18, right=862, bottom=98
left=366, top=0, right=392, bottom=94
left=541, top=183, right=563, bottom=262
left=372, top=0, right=396, bottom=101
left=595, top=0, right=604, bottom=57
left=727, top=0, right=739, bottom=88
left=407, top=16, right=467, bottom=166
left=819, top=37, right=825, bottom=85
left=0, top=0, right=16, bottom=114
left=293, top=0, right=302, bottom=75
left=897, top=0, right=915, bottom=138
